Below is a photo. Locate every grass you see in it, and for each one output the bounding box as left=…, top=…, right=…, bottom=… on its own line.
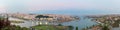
left=1, top=25, right=30, bottom=30
left=32, top=25, right=68, bottom=30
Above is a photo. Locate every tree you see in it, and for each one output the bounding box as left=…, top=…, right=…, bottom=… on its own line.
left=35, top=15, right=44, bottom=19
left=58, top=24, right=62, bottom=26
left=0, top=17, right=10, bottom=29
left=101, top=24, right=110, bottom=30
left=43, top=16, right=49, bottom=18
left=102, top=25, right=110, bottom=30
left=76, top=26, right=78, bottom=30
left=35, top=15, right=50, bottom=19
left=68, top=26, right=73, bottom=30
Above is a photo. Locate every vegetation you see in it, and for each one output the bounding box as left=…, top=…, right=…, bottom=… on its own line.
left=76, top=26, right=78, bottom=30
left=10, top=20, right=24, bottom=23
left=58, top=24, right=63, bottom=26
left=0, top=18, right=10, bottom=29
left=85, top=15, right=120, bottom=30
left=100, top=23, right=110, bottom=30
left=102, top=25, right=110, bottom=30
left=68, top=26, right=74, bottom=30
left=31, top=25, right=69, bottom=30
left=0, top=16, right=30, bottom=30
left=35, top=15, right=44, bottom=19
left=35, top=15, right=51, bottom=19
left=1, top=25, right=30, bottom=30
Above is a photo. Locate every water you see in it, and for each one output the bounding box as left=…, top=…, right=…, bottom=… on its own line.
left=9, top=16, right=97, bottom=30
left=9, top=17, right=62, bottom=28
left=62, top=16, right=97, bottom=30
left=9, top=10, right=120, bottom=30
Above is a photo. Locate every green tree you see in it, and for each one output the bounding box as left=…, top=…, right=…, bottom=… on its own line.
left=101, top=24, right=110, bottom=30
left=0, top=17, right=10, bottom=30
left=35, top=15, right=44, bottom=19
left=76, top=26, right=78, bottom=30
left=68, top=26, right=73, bottom=30
left=102, top=26, right=110, bottom=30
left=58, top=24, right=62, bottom=26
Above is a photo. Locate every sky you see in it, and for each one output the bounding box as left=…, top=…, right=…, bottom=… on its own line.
left=0, top=0, right=120, bottom=14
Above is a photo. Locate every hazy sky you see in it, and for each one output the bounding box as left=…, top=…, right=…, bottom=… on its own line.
left=0, top=0, right=120, bottom=14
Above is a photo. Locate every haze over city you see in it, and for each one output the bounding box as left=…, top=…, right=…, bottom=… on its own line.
left=0, top=0, right=119, bottom=14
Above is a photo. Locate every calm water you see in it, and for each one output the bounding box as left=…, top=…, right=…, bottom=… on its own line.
left=9, top=10, right=120, bottom=30
left=9, top=16, right=97, bottom=30
left=62, top=16, right=97, bottom=30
